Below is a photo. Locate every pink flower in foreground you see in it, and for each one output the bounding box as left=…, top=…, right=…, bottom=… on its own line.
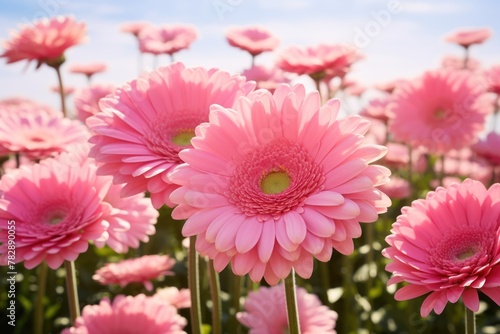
left=473, top=132, right=500, bottom=166
left=87, top=62, right=255, bottom=209
left=359, top=97, right=392, bottom=122
left=120, top=21, right=152, bottom=37
left=62, top=294, right=187, bottom=334
left=0, top=111, right=89, bottom=160
left=0, top=152, right=110, bottom=269
left=138, top=24, right=198, bottom=56
left=74, top=83, right=115, bottom=122
left=389, top=69, right=491, bottom=153
left=276, top=43, right=362, bottom=79
left=445, top=27, right=492, bottom=48
left=1, top=16, right=86, bottom=67
left=154, top=287, right=191, bottom=309
left=383, top=179, right=500, bottom=317
left=226, top=26, right=279, bottom=56
left=93, top=255, right=176, bottom=291
left=68, top=62, right=107, bottom=78
left=237, top=284, right=338, bottom=333
left=170, top=84, right=391, bottom=284
left=242, top=64, right=291, bottom=92
left=484, top=65, right=500, bottom=95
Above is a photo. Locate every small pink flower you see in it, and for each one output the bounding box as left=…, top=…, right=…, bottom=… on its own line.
left=0, top=151, right=110, bottom=269
left=383, top=179, right=500, bottom=317
left=473, top=132, right=500, bottom=166
left=374, top=79, right=406, bottom=94
left=441, top=54, right=481, bottom=71
left=1, top=16, right=86, bottom=67
left=139, top=24, right=197, bottom=56
left=226, top=26, right=279, bottom=56
left=120, top=21, right=153, bottom=37
left=359, top=97, right=392, bottom=122
left=154, top=287, right=191, bottom=309
left=68, top=62, right=107, bottom=78
left=378, top=176, right=411, bottom=199
left=445, top=27, right=492, bottom=48
left=74, top=83, right=115, bottom=122
left=237, top=284, right=338, bottom=333
left=242, top=64, right=290, bottom=92
left=0, top=97, right=59, bottom=117
left=435, top=148, right=493, bottom=185
left=389, top=69, right=492, bottom=153
left=62, top=294, right=187, bottom=334
left=87, top=62, right=255, bottom=209
left=0, top=111, right=89, bottom=160
left=170, top=84, right=391, bottom=284
left=51, top=85, right=75, bottom=96
left=93, top=255, right=176, bottom=291
left=484, top=65, right=500, bottom=95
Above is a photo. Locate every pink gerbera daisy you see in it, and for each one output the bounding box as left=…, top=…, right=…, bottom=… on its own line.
left=1, top=16, right=86, bottom=68
left=237, top=284, right=338, bottom=333
left=62, top=294, right=187, bottom=334
left=87, top=62, right=255, bottom=209
left=226, top=26, right=279, bottom=56
left=389, top=69, right=491, bottom=153
left=444, top=27, right=492, bottom=48
left=473, top=132, right=500, bottom=166
left=0, top=97, right=59, bottom=117
left=74, top=83, right=115, bottom=123
left=0, top=151, right=110, bottom=269
left=68, top=62, right=107, bottom=79
left=0, top=111, right=89, bottom=160
left=359, top=97, right=392, bottom=122
left=154, top=287, right=191, bottom=309
left=242, top=64, right=291, bottom=93
left=169, top=84, right=391, bottom=284
left=93, top=255, right=176, bottom=291
left=382, top=178, right=500, bottom=317
left=138, top=24, right=197, bottom=56
left=441, top=54, right=481, bottom=72
left=120, top=21, right=153, bottom=37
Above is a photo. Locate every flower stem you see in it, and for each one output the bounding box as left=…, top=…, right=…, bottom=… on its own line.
left=284, top=269, right=301, bottom=334
left=465, top=306, right=476, bottom=334
left=463, top=46, right=470, bottom=69
left=188, top=236, right=202, bottom=334
left=207, top=259, right=222, bottom=334
left=64, top=260, right=80, bottom=323
left=54, top=65, right=67, bottom=117
left=34, top=262, right=48, bottom=334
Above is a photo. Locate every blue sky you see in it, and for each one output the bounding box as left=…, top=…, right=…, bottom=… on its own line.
left=1, top=0, right=500, bottom=110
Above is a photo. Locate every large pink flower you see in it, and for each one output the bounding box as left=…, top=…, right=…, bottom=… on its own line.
left=0, top=152, right=110, bottom=269
left=74, top=83, right=115, bottom=123
left=1, top=16, right=86, bottom=67
left=169, top=84, right=391, bottom=284
left=226, top=26, right=279, bottom=56
left=445, top=27, right=492, bottom=48
left=473, top=132, right=500, bottom=166
left=62, top=294, right=187, bottom=334
left=0, top=111, right=89, bottom=160
left=382, top=179, right=500, bottom=317
left=237, top=284, right=338, bottom=333
left=93, top=255, right=176, bottom=291
left=276, top=43, right=362, bottom=79
left=389, top=69, right=492, bottom=153
left=87, top=62, right=255, bottom=209
left=138, top=24, right=198, bottom=56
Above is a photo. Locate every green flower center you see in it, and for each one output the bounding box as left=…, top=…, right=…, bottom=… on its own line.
left=260, top=171, right=291, bottom=194
left=172, top=130, right=195, bottom=146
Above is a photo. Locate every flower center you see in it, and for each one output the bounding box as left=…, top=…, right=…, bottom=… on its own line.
left=30, top=136, right=45, bottom=143
left=456, top=248, right=476, bottom=260
left=171, top=129, right=195, bottom=146
left=434, top=109, right=447, bottom=120
left=44, top=209, right=67, bottom=225
left=260, top=171, right=291, bottom=194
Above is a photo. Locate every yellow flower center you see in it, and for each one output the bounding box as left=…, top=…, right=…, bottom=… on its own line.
left=172, top=130, right=195, bottom=146
left=260, top=171, right=291, bottom=194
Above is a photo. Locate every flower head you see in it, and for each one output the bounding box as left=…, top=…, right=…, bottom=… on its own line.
left=120, top=21, right=152, bottom=37
left=170, top=84, right=391, bottom=284
left=242, top=64, right=291, bottom=93
left=237, top=284, right=338, bottom=333
left=389, top=69, right=492, bottom=153
left=445, top=27, right=492, bottom=48
left=154, top=287, right=191, bottom=309
left=359, top=97, right=392, bottom=122
left=62, top=294, right=187, bottom=334
left=1, top=16, right=86, bottom=68
left=383, top=179, right=500, bottom=317
left=74, top=83, right=115, bottom=123
left=0, top=97, right=59, bottom=117
left=93, top=255, right=176, bottom=291
left=473, top=132, right=500, bottom=166
left=139, top=24, right=197, bottom=56
left=226, top=26, right=279, bottom=56
left=87, top=62, right=255, bottom=209
left=68, top=62, right=107, bottom=78
left=484, top=65, right=500, bottom=95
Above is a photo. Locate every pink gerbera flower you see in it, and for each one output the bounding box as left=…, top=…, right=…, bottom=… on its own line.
left=0, top=97, right=59, bottom=117
left=441, top=54, right=481, bottom=72
left=444, top=27, right=492, bottom=48
left=74, top=83, right=115, bottom=123
left=242, top=64, right=291, bottom=93
left=473, top=132, right=500, bottom=166
left=68, top=62, right=107, bottom=80
left=359, top=97, right=392, bottom=122
left=0, top=152, right=110, bottom=269
left=154, top=287, right=191, bottom=309
left=138, top=24, right=197, bottom=56
left=169, top=84, right=391, bottom=284
left=120, top=21, right=153, bottom=37
left=87, top=62, right=255, bottom=209
left=93, top=255, right=176, bottom=291
left=374, top=79, right=407, bottom=94
left=226, top=26, right=279, bottom=56
left=389, top=69, right=491, bottom=153
left=0, top=111, right=89, bottom=160
left=1, top=16, right=86, bottom=68
left=378, top=176, right=411, bottom=199
left=237, top=284, right=338, bottom=333
left=62, top=294, right=187, bottom=334
left=382, top=179, right=500, bottom=317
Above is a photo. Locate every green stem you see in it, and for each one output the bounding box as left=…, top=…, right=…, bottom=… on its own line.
left=188, top=236, right=202, bottom=334
left=439, top=154, right=445, bottom=187
left=34, top=262, right=48, bottom=334
left=463, top=46, right=469, bottom=69
left=170, top=53, right=175, bottom=64
left=465, top=306, right=476, bottom=334
left=319, top=261, right=332, bottom=307
left=64, top=261, right=80, bottom=323
left=284, top=269, right=301, bottom=334
left=207, top=260, right=222, bottom=334
left=54, top=65, right=67, bottom=117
